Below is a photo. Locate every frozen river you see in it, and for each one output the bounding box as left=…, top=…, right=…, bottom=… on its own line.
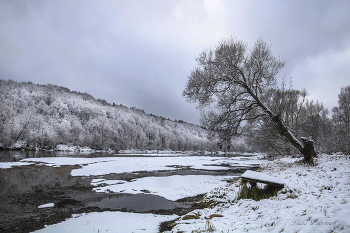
left=0, top=150, right=266, bottom=232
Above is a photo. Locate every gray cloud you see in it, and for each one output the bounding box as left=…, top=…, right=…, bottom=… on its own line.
left=1, top=0, right=349, bottom=124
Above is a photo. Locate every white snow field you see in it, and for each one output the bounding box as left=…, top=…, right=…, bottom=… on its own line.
left=33, top=211, right=178, bottom=233
left=165, top=154, right=350, bottom=232
left=19, top=155, right=264, bottom=175
left=92, top=175, right=232, bottom=201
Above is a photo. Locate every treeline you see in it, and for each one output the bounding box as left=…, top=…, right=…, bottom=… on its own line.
left=246, top=84, right=350, bottom=155
left=0, top=79, right=211, bottom=151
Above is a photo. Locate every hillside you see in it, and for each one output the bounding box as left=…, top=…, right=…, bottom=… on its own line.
left=0, top=79, right=211, bottom=151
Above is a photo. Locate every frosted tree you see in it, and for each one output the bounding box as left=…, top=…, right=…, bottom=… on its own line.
left=183, top=37, right=317, bottom=163
left=250, top=85, right=330, bottom=155
left=332, top=85, right=350, bottom=154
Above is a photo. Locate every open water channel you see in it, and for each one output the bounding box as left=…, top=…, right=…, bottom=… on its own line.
left=0, top=150, right=265, bottom=232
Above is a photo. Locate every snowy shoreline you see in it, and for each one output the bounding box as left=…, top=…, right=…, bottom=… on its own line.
left=164, top=154, right=350, bottom=232
left=0, top=144, right=220, bottom=155
left=2, top=142, right=255, bottom=155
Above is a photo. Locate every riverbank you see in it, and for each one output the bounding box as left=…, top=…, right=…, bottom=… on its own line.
left=164, top=154, right=350, bottom=232
left=1, top=142, right=254, bottom=156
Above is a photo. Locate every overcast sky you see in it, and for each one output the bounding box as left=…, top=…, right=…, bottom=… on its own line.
left=1, top=0, right=349, bottom=125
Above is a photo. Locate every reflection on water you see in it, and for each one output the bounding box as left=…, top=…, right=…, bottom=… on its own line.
left=0, top=150, right=260, bottom=214
left=0, top=150, right=118, bottom=162
left=0, top=150, right=263, bottom=233
left=0, top=163, right=188, bottom=214
left=0, top=163, right=92, bottom=227
left=0, top=150, right=253, bottom=163
left=70, top=191, right=189, bottom=211
left=0, top=164, right=91, bottom=195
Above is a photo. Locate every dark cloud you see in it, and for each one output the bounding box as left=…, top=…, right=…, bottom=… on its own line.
left=0, top=0, right=349, bottom=124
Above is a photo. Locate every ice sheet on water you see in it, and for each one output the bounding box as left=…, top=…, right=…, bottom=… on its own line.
left=20, top=155, right=265, bottom=176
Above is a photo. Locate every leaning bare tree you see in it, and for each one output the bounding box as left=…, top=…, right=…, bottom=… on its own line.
left=183, top=37, right=316, bottom=163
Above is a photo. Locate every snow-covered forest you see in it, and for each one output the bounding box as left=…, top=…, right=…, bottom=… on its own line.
left=0, top=79, right=212, bottom=151
left=0, top=79, right=349, bottom=154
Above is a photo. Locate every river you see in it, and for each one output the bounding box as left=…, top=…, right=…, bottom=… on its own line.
left=0, top=150, right=265, bottom=232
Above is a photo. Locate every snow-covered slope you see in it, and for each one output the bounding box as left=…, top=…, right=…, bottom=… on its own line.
left=0, top=79, right=210, bottom=150
left=167, top=154, right=350, bottom=232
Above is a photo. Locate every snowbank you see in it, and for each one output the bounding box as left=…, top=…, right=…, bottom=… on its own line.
left=55, top=144, right=94, bottom=152
left=166, top=154, right=350, bottom=232
left=118, top=149, right=192, bottom=155
left=0, top=161, right=34, bottom=169
left=33, top=211, right=178, bottom=233
left=241, top=170, right=285, bottom=185
left=92, top=175, right=231, bottom=201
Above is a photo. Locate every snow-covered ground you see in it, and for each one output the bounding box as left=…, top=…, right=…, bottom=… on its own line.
left=0, top=161, right=34, bottom=169
left=34, top=211, right=178, bottom=233
left=55, top=144, right=95, bottom=152
left=166, top=154, right=350, bottom=232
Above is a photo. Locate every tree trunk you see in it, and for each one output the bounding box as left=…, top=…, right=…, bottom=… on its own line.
left=301, top=137, right=317, bottom=164
left=271, top=115, right=316, bottom=164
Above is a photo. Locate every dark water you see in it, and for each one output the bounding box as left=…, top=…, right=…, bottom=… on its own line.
left=0, top=150, right=117, bottom=162
left=70, top=191, right=189, bottom=211
left=0, top=163, right=188, bottom=214
left=0, top=149, right=254, bottom=162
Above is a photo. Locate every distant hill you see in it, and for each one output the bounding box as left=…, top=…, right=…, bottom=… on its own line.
left=0, top=79, right=211, bottom=151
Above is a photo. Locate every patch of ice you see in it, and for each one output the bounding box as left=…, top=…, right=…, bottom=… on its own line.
left=22, top=156, right=265, bottom=176
left=22, top=157, right=113, bottom=167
